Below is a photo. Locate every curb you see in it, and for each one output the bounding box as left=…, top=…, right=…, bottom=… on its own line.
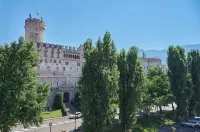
left=44, top=116, right=68, bottom=121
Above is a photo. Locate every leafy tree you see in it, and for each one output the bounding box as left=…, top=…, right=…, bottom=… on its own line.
left=187, top=50, right=200, bottom=114
left=74, top=92, right=80, bottom=107
left=146, top=67, right=171, bottom=114
left=52, top=92, right=63, bottom=110
left=101, top=32, right=119, bottom=124
left=0, top=37, right=49, bottom=131
left=139, top=77, right=152, bottom=115
left=79, top=32, right=119, bottom=132
left=167, top=46, right=192, bottom=120
left=118, top=47, right=144, bottom=131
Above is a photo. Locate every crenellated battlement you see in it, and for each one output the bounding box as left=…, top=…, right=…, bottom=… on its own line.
left=25, top=18, right=45, bottom=26
left=36, top=42, right=81, bottom=53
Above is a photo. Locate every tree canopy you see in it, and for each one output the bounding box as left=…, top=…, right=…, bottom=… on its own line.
left=0, top=37, right=49, bottom=131
left=167, top=46, right=192, bottom=120
left=118, top=47, right=144, bottom=131
left=79, top=32, right=119, bottom=132
left=146, top=66, right=171, bottom=113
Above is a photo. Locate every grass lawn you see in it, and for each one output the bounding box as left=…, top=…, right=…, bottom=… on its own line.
left=42, top=109, right=62, bottom=119
left=106, top=111, right=176, bottom=132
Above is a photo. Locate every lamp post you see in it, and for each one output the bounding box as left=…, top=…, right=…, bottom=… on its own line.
left=186, top=100, right=189, bottom=117
left=75, top=113, right=77, bottom=130
left=49, top=122, right=52, bottom=132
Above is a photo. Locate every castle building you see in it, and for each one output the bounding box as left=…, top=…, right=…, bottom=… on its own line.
left=24, top=14, right=85, bottom=107
left=24, top=14, right=165, bottom=107
left=140, top=52, right=166, bottom=74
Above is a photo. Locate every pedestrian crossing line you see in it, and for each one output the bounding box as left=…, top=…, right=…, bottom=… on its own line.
left=40, top=124, right=48, bottom=127
left=13, top=120, right=78, bottom=131
left=52, top=123, right=58, bottom=126
left=22, top=128, right=31, bottom=131
left=58, top=122, right=64, bottom=124
left=29, top=126, right=37, bottom=129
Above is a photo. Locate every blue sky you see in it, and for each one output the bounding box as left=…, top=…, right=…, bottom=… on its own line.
left=0, top=0, right=200, bottom=50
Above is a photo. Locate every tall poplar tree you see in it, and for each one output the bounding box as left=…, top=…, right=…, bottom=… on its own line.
left=79, top=32, right=119, bottom=132
left=0, top=37, right=49, bottom=131
left=167, top=46, right=192, bottom=120
left=187, top=50, right=200, bottom=114
left=118, top=47, right=144, bottom=131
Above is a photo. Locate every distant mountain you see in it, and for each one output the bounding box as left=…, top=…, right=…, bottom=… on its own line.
left=138, top=44, right=200, bottom=65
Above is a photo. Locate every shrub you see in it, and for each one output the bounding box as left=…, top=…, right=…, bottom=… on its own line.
left=52, top=92, right=63, bottom=110
left=61, top=103, right=67, bottom=116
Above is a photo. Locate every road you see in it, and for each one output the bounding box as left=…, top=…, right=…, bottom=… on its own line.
left=159, top=125, right=200, bottom=132
left=12, top=117, right=82, bottom=132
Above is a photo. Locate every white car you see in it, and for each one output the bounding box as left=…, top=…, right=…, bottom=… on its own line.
left=193, top=116, right=200, bottom=121
left=69, top=112, right=82, bottom=119
left=181, top=119, right=200, bottom=128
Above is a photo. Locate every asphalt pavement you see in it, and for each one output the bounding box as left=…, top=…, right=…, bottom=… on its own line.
left=12, top=117, right=82, bottom=132
left=159, top=125, right=200, bottom=132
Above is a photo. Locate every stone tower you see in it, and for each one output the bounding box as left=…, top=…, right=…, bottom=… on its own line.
left=24, top=14, right=45, bottom=42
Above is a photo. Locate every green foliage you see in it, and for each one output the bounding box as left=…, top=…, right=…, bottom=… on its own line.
left=0, top=37, right=49, bottom=131
left=140, top=77, right=152, bottom=114
left=79, top=32, right=119, bottom=132
left=74, top=92, right=80, bottom=107
left=167, top=46, right=191, bottom=120
left=52, top=92, right=63, bottom=110
left=146, top=67, right=171, bottom=113
left=133, top=111, right=175, bottom=132
left=118, top=47, right=145, bottom=131
left=187, top=50, right=200, bottom=114
left=61, top=103, right=67, bottom=116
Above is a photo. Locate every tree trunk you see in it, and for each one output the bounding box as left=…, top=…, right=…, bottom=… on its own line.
left=159, top=105, right=162, bottom=114
left=172, top=103, right=174, bottom=111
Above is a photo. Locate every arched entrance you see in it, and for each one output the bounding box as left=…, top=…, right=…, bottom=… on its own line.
left=63, top=92, right=70, bottom=103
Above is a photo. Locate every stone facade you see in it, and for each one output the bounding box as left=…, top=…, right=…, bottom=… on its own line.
left=140, top=52, right=166, bottom=74
left=24, top=16, right=85, bottom=107
left=24, top=17, right=45, bottom=42
left=24, top=15, right=165, bottom=107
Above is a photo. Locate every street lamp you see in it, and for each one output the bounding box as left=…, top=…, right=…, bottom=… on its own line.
left=186, top=100, right=189, bottom=116
left=74, top=113, right=77, bottom=130
left=49, top=122, right=52, bottom=132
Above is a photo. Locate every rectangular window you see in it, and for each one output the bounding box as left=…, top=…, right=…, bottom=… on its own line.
left=40, top=59, right=43, bottom=63
left=59, top=60, right=61, bottom=63
left=51, top=51, right=54, bottom=57
left=54, top=60, right=57, bottom=63
left=63, top=67, right=65, bottom=71
left=65, top=62, right=69, bottom=65
left=77, top=63, right=80, bottom=66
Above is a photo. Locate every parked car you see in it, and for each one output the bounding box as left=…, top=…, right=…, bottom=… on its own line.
left=193, top=116, right=200, bottom=121
left=181, top=119, right=200, bottom=128
left=69, top=112, right=82, bottom=119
